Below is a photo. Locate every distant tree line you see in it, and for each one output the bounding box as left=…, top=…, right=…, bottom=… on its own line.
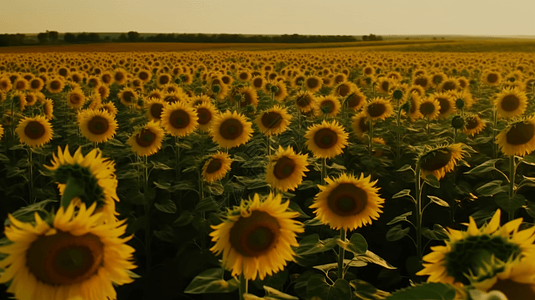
left=0, top=31, right=386, bottom=47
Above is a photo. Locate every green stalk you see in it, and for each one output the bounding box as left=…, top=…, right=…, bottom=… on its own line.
left=396, top=106, right=403, bottom=166
left=175, top=137, right=181, bottom=181
left=492, top=106, right=497, bottom=159
left=338, top=228, right=346, bottom=280
left=321, top=158, right=327, bottom=185
left=239, top=273, right=248, bottom=300
left=415, top=162, right=423, bottom=263
left=28, top=147, right=34, bottom=203
left=508, top=155, right=515, bottom=221
left=368, top=120, right=374, bottom=157
left=143, top=155, right=152, bottom=294
left=198, top=170, right=206, bottom=253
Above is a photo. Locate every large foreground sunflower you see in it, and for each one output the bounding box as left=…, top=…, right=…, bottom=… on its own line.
left=417, top=209, right=535, bottom=286
left=15, top=115, right=54, bottom=147
left=210, top=110, right=253, bottom=149
left=0, top=201, right=136, bottom=300
left=418, top=143, right=466, bottom=180
left=265, top=146, right=309, bottom=192
left=210, top=193, right=304, bottom=280
left=78, top=109, right=118, bottom=143
left=305, top=120, right=348, bottom=159
left=310, top=173, right=384, bottom=231
left=496, top=117, right=535, bottom=156
left=202, top=151, right=232, bottom=183
left=127, top=121, right=165, bottom=156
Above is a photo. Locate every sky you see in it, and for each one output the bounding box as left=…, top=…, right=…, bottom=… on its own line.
left=1, top=0, right=535, bottom=36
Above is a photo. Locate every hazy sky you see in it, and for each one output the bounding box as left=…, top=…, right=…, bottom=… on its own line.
left=2, top=0, right=534, bottom=36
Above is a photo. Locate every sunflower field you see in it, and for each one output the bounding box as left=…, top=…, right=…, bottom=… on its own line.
left=1, top=50, right=535, bottom=300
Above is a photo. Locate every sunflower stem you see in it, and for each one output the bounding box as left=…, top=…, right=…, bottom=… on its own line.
left=492, top=106, right=498, bottom=159
left=198, top=169, right=206, bottom=253
left=28, top=146, right=34, bottom=203
left=175, top=137, right=181, bottom=181
left=239, top=273, right=247, bottom=300
left=415, top=162, right=423, bottom=266
left=338, top=228, right=346, bottom=280
left=508, top=155, right=516, bottom=221
left=396, top=105, right=403, bottom=166
left=368, top=120, right=374, bottom=157
left=143, top=155, right=152, bottom=297
left=321, top=158, right=327, bottom=185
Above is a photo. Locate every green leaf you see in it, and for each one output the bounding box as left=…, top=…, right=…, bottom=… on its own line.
left=357, top=250, right=396, bottom=269
left=184, top=268, right=239, bottom=294
left=0, top=153, right=10, bottom=163
left=428, top=195, right=450, bottom=207
left=296, top=234, right=338, bottom=256
left=521, top=155, right=535, bottom=166
left=386, top=224, right=410, bottom=242
left=464, top=158, right=500, bottom=175
left=385, top=282, right=456, bottom=300
left=327, top=163, right=346, bottom=171
left=424, top=174, right=440, bottom=188
left=342, top=233, right=368, bottom=255
left=173, top=211, right=194, bottom=227
left=387, top=211, right=413, bottom=226
left=392, top=189, right=413, bottom=200
left=422, top=224, right=449, bottom=241
left=206, top=182, right=224, bottom=195
left=195, top=196, right=220, bottom=212
left=9, top=200, right=56, bottom=223
left=154, top=198, right=177, bottom=214
left=306, top=276, right=351, bottom=300
left=476, top=180, right=505, bottom=197
left=288, top=200, right=310, bottom=218
left=153, top=225, right=175, bottom=242
left=313, top=259, right=367, bottom=274
left=298, top=180, right=317, bottom=191
left=495, top=192, right=525, bottom=214
left=396, top=164, right=413, bottom=172
left=107, top=138, right=124, bottom=147
left=152, top=161, right=173, bottom=170
left=352, top=279, right=391, bottom=300
left=262, top=286, right=299, bottom=300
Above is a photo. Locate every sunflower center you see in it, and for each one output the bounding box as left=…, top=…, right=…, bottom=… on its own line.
left=501, top=95, right=520, bottom=112
left=159, top=75, right=169, bottom=85
left=30, top=80, right=41, bottom=89
left=307, top=77, right=319, bottom=89
left=197, top=108, right=212, bottom=125
left=139, top=72, right=149, bottom=80
left=314, top=128, right=338, bottom=149
left=102, top=74, right=111, bottom=84
left=381, top=81, right=389, bottom=92
left=465, top=117, right=479, bottom=130
left=115, top=72, right=125, bottom=82
left=122, top=91, right=135, bottom=103
left=88, top=116, right=109, bottom=135
left=487, top=73, right=498, bottom=83
left=420, top=102, right=436, bottom=115
left=261, top=112, right=282, bottom=129
left=136, top=129, right=156, bottom=147
left=170, top=110, right=190, bottom=129
left=367, top=103, right=386, bottom=118
left=253, top=78, right=263, bottom=88
left=206, top=158, right=222, bottom=174
left=437, top=97, right=451, bottom=115
left=219, top=119, right=243, bottom=140
left=393, top=90, right=404, bottom=100
left=273, top=156, right=296, bottom=179
left=346, top=93, right=363, bottom=109
left=490, top=278, right=535, bottom=300
left=327, top=183, right=368, bottom=216
left=24, top=120, right=46, bottom=139
left=50, top=80, right=61, bottom=90
left=27, top=231, right=104, bottom=286
left=150, top=103, right=164, bottom=120
left=337, top=84, right=350, bottom=97
left=415, top=77, right=428, bottom=87
left=359, top=117, right=370, bottom=133
left=321, top=100, right=334, bottom=113
left=442, top=81, right=456, bottom=91
left=296, top=95, right=311, bottom=107
left=506, top=122, right=535, bottom=145
left=420, top=149, right=452, bottom=172
left=445, top=235, right=521, bottom=285
left=229, top=210, right=281, bottom=257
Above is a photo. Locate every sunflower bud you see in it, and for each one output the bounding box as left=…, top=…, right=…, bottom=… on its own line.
left=392, top=89, right=404, bottom=100
left=270, top=85, right=279, bottom=93
left=212, top=84, right=221, bottom=94
left=400, top=100, right=411, bottom=113
left=452, top=116, right=465, bottom=129
left=455, top=98, right=465, bottom=110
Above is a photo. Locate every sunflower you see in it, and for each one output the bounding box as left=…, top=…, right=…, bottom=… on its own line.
left=0, top=201, right=136, bottom=300
left=210, top=111, right=253, bottom=149
left=0, top=76, right=12, bottom=92
left=87, top=76, right=101, bottom=89
left=413, top=75, right=431, bottom=90
left=78, top=109, right=118, bottom=143
left=351, top=112, right=370, bottom=138
left=431, top=72, right=447, bottom=87
left=309, top=173, right=384, bottom=231
left=316, top=96, right=341, bottom=117
left=294, top=91, right=317, bottom=113
left=127, top=121, right=165, bottom=156
left=305, top=120, right=348, bottom=159
left=364, top=97, right=394, bottom=121
left=161, top=101, right=198, bottom=137
left=13, top=78, right=29, bottom=91
left=304, top=75, right=322, bottom=93
left=137, top=69, right=152, bottom=83
left=482, top=70, right=502, bottom=86
left=24, top=92, right=38, bottom=106
left=255, top=106, right=292, bottom=136
left=66, top=88, right=86, bottom=109
left=235, top=86, right=259, bottom=108
left=195, top=102, right=218, bottom=132
left=417, top=209, right=535, bottom=286
left=15, top=115, right=54, bottom=147
left=496, top=117, right=535, bottom=156
left=202, top=151, right=232, bottom=182
left=113, top=68, right=128, bottom=85
left=431, top=92, right=456, bottom=119
left=145, top=98, right=167, bottom=122
left=377, top=77, right=394, bottom=94
left=118, top=87, right=138, bottom=107
left=345, top=89, right=366, bottom=111
left=42, top=98, right=54, bottom=120
left=494, top=87, right=528, bottom=119
left=438, top=78, right=460, bottom=92
left=46, top=77, right=65, bottom=93
left=464, top=115, right=486, bottom=136
left=29, top=77, right=44, bottom=91
left=100, top=102, right=118, bottom=116
left=419, top=97, right=441, bottom=121
left=418, top=143, right=466, bottom=180
left=251, top=75, right=266, bottom=91
left=237, top=69, right=252, bottom=82
left=97, top=85, right=110, bottom=100
left=271, top=80, right=288, bottom=102
left=332, top=82, right=356, bottom=98
left=0, top=124, right=4, bottom=140
left=45, top=145, right=119, bottom=223
left=449, top=89, right=475, bottom=111
left=266, top=146, right=309, bottom=192
left=210, top=193, right=304, bottom=280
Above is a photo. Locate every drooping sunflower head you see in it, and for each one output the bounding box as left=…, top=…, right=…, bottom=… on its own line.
left=195, top=101, right=218, bottom=132
left=431, top=92, right=456, bottom=119
left=377, top=77, right=394, bottom=94
left=332, top=81, right=356, bottom=98
left=0, top=201, right=136, bottom=300
left=438, top=78, right=460, bottom=92
left=316, top=95, right=341, bottom=118
left=209, top=193, right=304, bottom=280
left=15, top=115, right=54, bottom=148
left=304, top=120, right=349, bottom=159
left=145, top=98, right=167, bottom=122
left=161, top=101, right=198, bottom=137
left=127, top=121, right=165, bottom=156
left=418, top=143, right=467, bottom=180
left=310, top=173, right=384, bottom=231
left=494, top=87, right=528, bottom=119
left=364, top=97, right=394, bottom=121
left=413, top=75, right=431, bottom=90
left=235, top=86, right=259, bottom=108
left=418, top=209, right=535, bottom=287
left=255, top=105, right=292, bottom=136
left=202, top=151, right=232, bottom=183
left=496, top=117, right=535, bottom=156
left=464, top=115, right=486, bottom=137
left=210, top=110, right=253, bottom=149
left=78, top=109, right=118, bottom=144
left=351, top=112, right=370, bottom=138
left=266, top=146, right=309, bottom=192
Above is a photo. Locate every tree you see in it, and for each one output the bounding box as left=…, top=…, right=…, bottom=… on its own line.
left=37, top=32, right=48, bottom=44
left=118, top=33, right=127, bottom=42
left=127, top=31, right=139, bottom=42
left=64, top=33, right=76, bottom=43
left=48, top=31, right=58, bottom=42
